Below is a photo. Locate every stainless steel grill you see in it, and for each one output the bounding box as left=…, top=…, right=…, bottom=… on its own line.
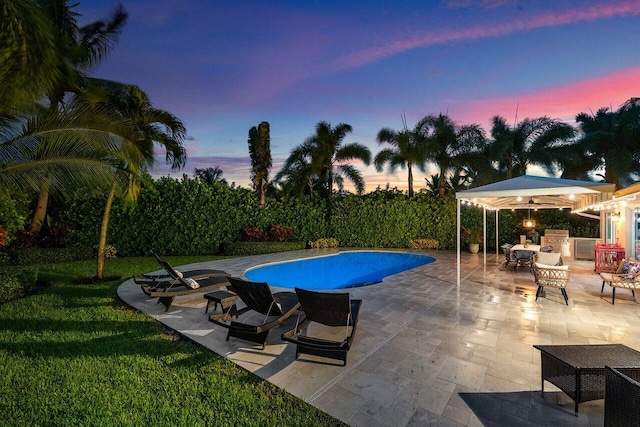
left=544, top=229, right=570, bottom=257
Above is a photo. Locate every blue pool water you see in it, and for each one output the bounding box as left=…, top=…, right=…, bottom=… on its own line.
left=244, top=251, right=435, bottom=290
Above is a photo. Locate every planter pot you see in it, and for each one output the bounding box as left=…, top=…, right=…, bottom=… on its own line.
left=469, top=243, right=480, bottom=254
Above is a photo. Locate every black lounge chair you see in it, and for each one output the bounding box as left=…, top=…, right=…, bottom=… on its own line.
left=209, top=277, right=300, bottom=349
left=281, top=288, right=362, bottom=366
left=134, top=251, right=228, bottom=295
left=148, top=273, right=231, bottom=311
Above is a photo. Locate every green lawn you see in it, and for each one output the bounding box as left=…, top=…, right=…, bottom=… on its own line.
left=0, top=256, right=345, bottom=426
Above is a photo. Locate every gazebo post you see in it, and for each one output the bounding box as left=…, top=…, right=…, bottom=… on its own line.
left=483, top=206, right=487, bottom=266
left=496, top=209, right=499, bottom=257
left=457, top=198, right=461, bottom=289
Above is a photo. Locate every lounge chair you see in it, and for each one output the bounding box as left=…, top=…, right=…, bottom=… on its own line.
left=134, top=251, right=228, bottom=295
left=148, top=273, right=231, bottom=311
left=281, top=288, right=362, bottom=366
left=209, top=277, right=300, bottom=349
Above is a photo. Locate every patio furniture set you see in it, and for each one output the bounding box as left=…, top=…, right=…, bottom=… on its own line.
left=501, top=243, right=571, bottom=305
left=501, top=243, right=640, bottom=306
left=134, top=253, right=362, bottom=366
left=535, top=344, right=640, bottom=425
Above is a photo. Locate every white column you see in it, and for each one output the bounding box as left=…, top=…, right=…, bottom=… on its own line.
left=483, top=206, right=487, bottom=266
left=457, top=198, right=461, bottom=288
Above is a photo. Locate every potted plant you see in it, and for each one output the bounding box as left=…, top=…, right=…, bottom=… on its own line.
left=462, top=227, right=483, bottom=254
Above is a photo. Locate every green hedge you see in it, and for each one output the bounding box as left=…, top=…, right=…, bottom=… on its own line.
left=0, top=247, right=93, bottom=267
left=222, top=241, right=307, bottom=256
left=0, top=266, right=38, bottom=303
left=54, top=176, right=599, bottom=256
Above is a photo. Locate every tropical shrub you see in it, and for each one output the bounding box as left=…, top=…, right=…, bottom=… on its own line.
left=265, top=224, right=293, bottom=242
left=0, top=190, right=30, bottom=245
left=0, top=266, right=38, bottom=303
left=309, top=238, right=339, bottom=248
left=243, top=227, right=264, bottom=241
left=409, top=239, right=439, bottom=249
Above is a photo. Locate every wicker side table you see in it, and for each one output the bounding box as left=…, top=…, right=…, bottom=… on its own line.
left=534, top=344, right=640, bottom=415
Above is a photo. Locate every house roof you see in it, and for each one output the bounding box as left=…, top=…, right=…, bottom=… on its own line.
left=456, top=175, right=616, bottom=211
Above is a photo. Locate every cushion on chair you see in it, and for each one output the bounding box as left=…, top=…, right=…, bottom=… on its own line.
left=536, top=252, right=561, bottom=266
left=534, top=262, right=569, bottom=270
left=619, top=259, right=640, bottom=279
left=183, top=277, right=200, bottom=289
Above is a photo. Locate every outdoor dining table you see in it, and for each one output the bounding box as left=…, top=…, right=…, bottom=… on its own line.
left=511, top=244, right=541, bottom=253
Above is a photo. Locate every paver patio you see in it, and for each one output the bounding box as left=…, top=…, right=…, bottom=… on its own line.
left=117, top=249, right=640, bottom=426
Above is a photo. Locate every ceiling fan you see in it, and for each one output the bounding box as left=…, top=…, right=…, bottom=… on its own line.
left=509, top=197, right=553, bottom=206
left=526, top=197, right=553, bottom=206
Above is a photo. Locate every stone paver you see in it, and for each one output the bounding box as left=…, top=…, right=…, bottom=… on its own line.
left=117, top=249, right=640, bottom=426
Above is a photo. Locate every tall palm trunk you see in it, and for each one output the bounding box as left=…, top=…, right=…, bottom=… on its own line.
left=407, top=163, right=414, bottom=197
left=438, top=167, right=446, bottom=198
left=96, top=181, right=117, bottom=279
left=30, top=188, right=49, bottom=234
left=259, top=179, right=266, bottom=208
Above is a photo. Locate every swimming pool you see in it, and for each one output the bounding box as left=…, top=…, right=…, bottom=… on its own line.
left=244, top=251, right=435, bottom=290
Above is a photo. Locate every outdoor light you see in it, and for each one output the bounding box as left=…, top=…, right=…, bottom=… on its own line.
left=523, top=219, right=536, bottom=228
left=611, top=212, right=621, bottom=222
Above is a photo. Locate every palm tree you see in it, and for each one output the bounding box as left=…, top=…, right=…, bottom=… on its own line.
left=194, top=166, right=226, bottom=185
left=308, top=121, right=371, bottom=197
left=248, top=122, right=272, bottom=207
left=86, top=83, right=186, bottom=279
left=374, top=117, right=426, bottom=197
left=0, top=103, right=137, bottom=219
left=29, top=0, right=128, bottom=234
left=572, top=99, right=640, bottom=187
left=487, top=115, right=574, bottom=180
left=274, top=140, right=317, bottom=199
left=416, top=114, right=485, bottom=197
left=0, top=0, right=59, bottom=112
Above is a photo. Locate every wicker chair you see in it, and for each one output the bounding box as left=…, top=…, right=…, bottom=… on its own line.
left=534, top=251, right=563, bottom=266
left=600, top=272, right=640, bottom=304
left=600, top=259, right=640, bottom=304
left=210, top=277, right=300, bottom=349
left=532, top=263, right=571, bottom=305
left=605, top=366, right=640, bottom=426
left=281, top=288, right=362, bottom=366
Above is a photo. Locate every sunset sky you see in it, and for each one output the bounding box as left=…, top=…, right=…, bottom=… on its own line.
left=86, top=0, right=640, bottom=192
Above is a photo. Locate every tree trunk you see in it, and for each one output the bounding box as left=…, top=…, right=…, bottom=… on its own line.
left=259, top=180, right=266, bottom=208
left=438, top=168, right=446, bottom=198
left=96, top=182, right=117, bottom=279
left=30, top=188, right=49, bottom=234
left=407, top=164, right=414, bottom=197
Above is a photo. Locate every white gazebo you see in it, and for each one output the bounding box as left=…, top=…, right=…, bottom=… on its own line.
left=454, top=175, right=616, bottom=287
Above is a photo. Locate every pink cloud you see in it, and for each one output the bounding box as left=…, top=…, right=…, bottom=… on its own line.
left=332, top=1, right=640, bottom=71
left=456, top=67, right=640, bottom=127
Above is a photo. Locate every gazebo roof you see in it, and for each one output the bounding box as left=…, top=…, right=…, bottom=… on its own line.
left=456, top=175, right=616, bottom=210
